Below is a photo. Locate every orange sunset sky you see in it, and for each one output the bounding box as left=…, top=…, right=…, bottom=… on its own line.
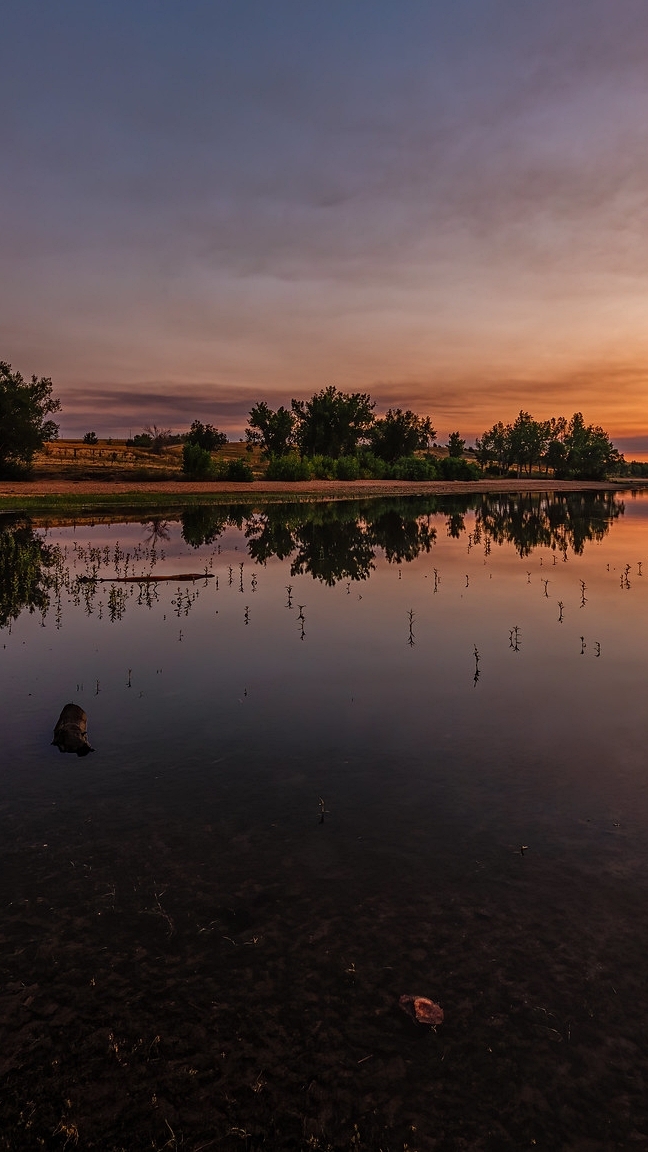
left=2, top=2, right=648, bottom=453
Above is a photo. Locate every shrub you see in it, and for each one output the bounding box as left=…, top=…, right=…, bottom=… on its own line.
left=437, top=456, right=480, bottom=480
left=83, top=431, right=98, bottom=445
left=388, top=455, right=437, bottom=480
left=221, top=457, right=254, bottom=482
left=182, top=442, right=214, bottom=479
left=358, top=451, right=388, bottom=479
left=265, top=453, right=312, bottom=481
left=310, top=454, right=336, bottom=479
left=334, top=455, right=360, bottom=480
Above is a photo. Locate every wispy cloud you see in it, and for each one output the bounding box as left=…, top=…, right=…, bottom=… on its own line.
left=59, top=357, right=648, bottom=443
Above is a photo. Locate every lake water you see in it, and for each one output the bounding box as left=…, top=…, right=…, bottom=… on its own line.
left=2, top=490, right=648, bottom=1150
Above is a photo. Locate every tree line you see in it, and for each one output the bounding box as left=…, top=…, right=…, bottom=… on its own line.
left=0, top=358, right=634, bottom=481
left=474, top=410, right=621, bottom=481
left=241, top=388, right=623, bottom=482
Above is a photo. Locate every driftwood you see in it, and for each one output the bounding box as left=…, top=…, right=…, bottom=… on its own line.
left=52, top=704, right=94, bottom=757
left=78, top=573, right=214, bottom=583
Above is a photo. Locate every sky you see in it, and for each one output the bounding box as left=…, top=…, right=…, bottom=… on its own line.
left=2, top=1, right=648, bottom=450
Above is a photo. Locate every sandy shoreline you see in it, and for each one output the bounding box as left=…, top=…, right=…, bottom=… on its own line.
left=0, top=477, right=642, bottom=502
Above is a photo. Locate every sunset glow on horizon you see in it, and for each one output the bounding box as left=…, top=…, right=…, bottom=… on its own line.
left=2, top=1, right=648, bottom=452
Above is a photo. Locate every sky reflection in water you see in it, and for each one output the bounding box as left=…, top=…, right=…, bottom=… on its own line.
left=2, top=491, right=648, bottom=1147
left=3, top=490, right=647, bottom=840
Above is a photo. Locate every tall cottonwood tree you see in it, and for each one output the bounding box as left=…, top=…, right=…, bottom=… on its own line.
left=291, top=386, right=375, bottom=458
left=370, top=409, right=436, bottom=462
left=186, top=420, right=228, bottom=451
left=246, top=402, right=296, bottom=457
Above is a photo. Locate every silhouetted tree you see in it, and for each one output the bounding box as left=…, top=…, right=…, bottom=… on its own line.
left=0, top=361, right=61, bottom=476
left=186, top=420, right=228, bottom=452
left=475, top=421, right=514, bottom=474
left=447, top=431, right=466, bottom=458
left=476, top=411, right=620, bottom=479
left=370, top=408, right=436, bottom=462
left=246, top=402, right=296, bottom=457
left=561, top=413, right=621, bottom=480
left=143, top=425, right=173, bottom=454
left=292, top=387, right=375, bottom=459
left=508, top=411, right=551, bottom=476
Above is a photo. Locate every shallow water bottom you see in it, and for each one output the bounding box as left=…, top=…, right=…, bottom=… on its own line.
left=3, top=753, right=648, bottom=1152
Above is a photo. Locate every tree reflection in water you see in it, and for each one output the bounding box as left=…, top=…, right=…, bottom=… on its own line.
left=241, top=491, right=623, bottom=581
left=0, top=492, right=626, bottom=627
left=0, top=517, right=59, bottom=628
left=142, top=518, right=171, bottom=546
left=473, top=490, right=622, bottom=556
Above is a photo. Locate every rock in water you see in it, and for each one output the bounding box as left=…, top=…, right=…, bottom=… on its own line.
left=399, top=995, right=444, bottom=1027
left=52, top=704, right=94, bottom=757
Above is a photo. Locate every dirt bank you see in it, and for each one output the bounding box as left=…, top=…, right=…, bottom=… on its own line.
left=0, top=477, right=641, bottom=503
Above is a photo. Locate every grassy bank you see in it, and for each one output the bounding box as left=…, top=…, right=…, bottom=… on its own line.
left=0, top=489, right=321, bottom=527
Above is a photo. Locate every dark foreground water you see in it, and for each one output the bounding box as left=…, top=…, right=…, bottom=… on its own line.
left=2, top=491, right=648, bottom=1151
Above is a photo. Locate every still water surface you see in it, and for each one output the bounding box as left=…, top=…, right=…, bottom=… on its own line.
left=2, top=491, right=648, bottom=1150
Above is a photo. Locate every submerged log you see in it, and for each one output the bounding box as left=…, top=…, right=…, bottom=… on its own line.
left=78, top=573, right=214, bottom=583
left=52, top=704, right=94, bottom=757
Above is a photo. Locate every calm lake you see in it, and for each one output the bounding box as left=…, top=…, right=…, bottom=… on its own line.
left=2, top=490, right=648, bottom=1151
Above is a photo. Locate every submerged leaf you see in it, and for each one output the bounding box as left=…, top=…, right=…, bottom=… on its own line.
left=399, top=995, right=444, bottom=1026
